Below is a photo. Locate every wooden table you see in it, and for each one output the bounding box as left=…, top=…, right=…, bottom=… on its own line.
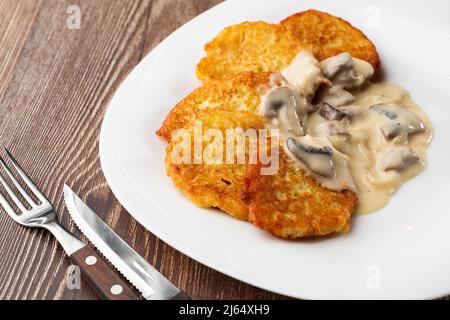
left=0, top=0, right=292, bottom=300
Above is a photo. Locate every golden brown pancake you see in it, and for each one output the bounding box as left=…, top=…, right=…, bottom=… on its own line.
left=156, top=72, right=271, bottom=142
left=196, top=22, right=304, bottom=81
left=165, top=108, right=265, bottom=220
left=159, top=71, right=358, bottom=233
left=195, top=10, right=379, bottom=81
left=243, top=149, right=358, bottom=239
left=159, top=73, right=271, bottom=220
left=280, top=10, right=380, bottom=68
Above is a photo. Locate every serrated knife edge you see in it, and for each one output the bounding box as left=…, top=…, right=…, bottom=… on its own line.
left=63, top=186, right=152, bottom=298
left=63, top=184, right=181, bottom=300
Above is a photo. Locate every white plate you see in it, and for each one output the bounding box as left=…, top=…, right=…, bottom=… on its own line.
left=99, top=0, right=450, bottom=299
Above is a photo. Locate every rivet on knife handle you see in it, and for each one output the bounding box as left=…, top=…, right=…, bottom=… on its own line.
left=70, top=245, right=140, bottom=300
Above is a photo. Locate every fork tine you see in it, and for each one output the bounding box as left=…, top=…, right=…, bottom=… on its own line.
left=0, top=156, right=36, bottom=207
left=0, top=182, right=19, bottom=221
left=0, top=188, right=20, bottom=221
left=3, top=148, right=48, bottom=204
left=0, top=172, right=27, bottom=213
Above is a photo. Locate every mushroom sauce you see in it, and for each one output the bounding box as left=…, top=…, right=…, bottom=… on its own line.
left=259, top=50, right=433, bottom=214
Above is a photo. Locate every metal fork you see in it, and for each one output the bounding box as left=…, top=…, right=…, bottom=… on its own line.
left=0, top=148, right=141, bottom=300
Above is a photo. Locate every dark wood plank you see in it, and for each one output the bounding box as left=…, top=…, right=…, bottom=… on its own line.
left=0, top=0, right=42, bottom=100
left=0, top=0, right=290, bottom=300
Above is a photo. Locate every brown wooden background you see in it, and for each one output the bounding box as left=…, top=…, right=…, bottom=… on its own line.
left=0, top=0, right=295, bottom=300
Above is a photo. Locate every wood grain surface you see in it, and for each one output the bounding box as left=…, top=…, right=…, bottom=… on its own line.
left=0, top=0, right=292, bottom=300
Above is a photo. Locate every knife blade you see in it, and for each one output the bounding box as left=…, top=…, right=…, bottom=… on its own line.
left=63, top=184, right=185, bottom=300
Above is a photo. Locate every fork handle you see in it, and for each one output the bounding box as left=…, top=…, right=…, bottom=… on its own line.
left=71, top=245, right=141, bottom=300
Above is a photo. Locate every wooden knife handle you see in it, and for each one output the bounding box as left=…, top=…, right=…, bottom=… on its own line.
left=70, top=245, right=141, bottom=300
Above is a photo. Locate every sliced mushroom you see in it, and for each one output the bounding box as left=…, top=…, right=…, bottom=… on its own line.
left=377, top=147, right=420, bottom=172
left=319, top=102, right=350, bottom=121
left=286, top=138, right=335, bottom=177
left=278, top=101, right=304, bottom=136
left=348, top=58, right=375, bottom=89
left=312, top=121, right=349, bottom=137
left=261, top=86, right=295, bottom=119
left=369, top=103, right=426, bottom=140
left=261, top=86, right=305, bottom=135
left=318, top=53, right=374, bottom=109
left=320, top=52, right=354, bottom=79
left=320, top=53, right=374, bottom=90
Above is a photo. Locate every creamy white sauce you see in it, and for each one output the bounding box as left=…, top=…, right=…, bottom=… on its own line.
left=259, top=50, right=433, bottom=214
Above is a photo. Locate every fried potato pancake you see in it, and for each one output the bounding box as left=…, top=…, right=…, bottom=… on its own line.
left=156, top=72, right=271, bottom=142
left=243, top=149, right=358, bottom=238
left=196, top=22, right=304, bottom=81
left=280, top=10, right=380, bottom=68
left=196, top=10, right=379, bottom=81
left=159, top=71, right=358, bottom=233
left=165, top=109, right=265, bottom=220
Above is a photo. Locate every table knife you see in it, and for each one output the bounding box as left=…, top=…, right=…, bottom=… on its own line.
left=63, top=184, right=189, bottom=300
